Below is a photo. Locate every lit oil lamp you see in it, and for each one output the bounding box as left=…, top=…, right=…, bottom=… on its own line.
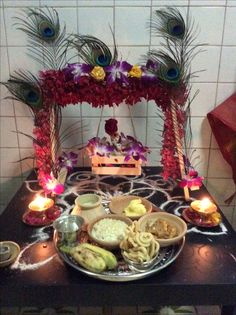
left=182, top=198, right=221, bottom=227
left=28, top=195, right=54, bottom=214
left=190, top=198, right=217, bottom=217
left=23, top=195, right=61, bottom=226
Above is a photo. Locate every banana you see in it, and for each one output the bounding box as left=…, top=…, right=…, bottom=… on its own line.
left=70, top=246, right=106, bottom=273
left=79, top=243, right=117, bottom=270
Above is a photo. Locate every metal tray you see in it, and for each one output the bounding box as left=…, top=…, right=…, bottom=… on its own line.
left=55, top=235, right=185, bottom=282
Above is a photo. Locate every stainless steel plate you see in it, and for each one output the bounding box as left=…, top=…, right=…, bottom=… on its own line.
left=55, top=235, right=185, bottom=282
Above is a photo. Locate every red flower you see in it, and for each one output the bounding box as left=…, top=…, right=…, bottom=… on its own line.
left=105, top=118, right=118, bottom=137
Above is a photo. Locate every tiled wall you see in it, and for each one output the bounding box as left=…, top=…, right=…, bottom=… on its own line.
left=0, top=0, right=236, bottom=229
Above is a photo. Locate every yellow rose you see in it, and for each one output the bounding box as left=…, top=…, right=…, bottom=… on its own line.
left=90, top=66, right=106, bottom=81
left=128, top=65, right=142, bottom=78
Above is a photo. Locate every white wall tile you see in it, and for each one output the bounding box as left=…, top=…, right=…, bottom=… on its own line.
left=190, top=117, right=211, bottom=148
left=115, top=6, right=150, bottom=45
left=81, top=117, right=100, bottom=144
left=0, top=117, right=18, bottom=147
left=0, top=85, right=14, bottom=116
left=78, top=0, right=113, bottom=6
left=0, top=148, right=21, bottom=176
left=117, top=46, right=149, bottom=64
left=147, top=100, right=163, bottom=117
left=207, top=178, right=236, bottom=205
left=190, top=7, right=225, bottom=45
left=216, top=83, right=236, bottom=105
left=190, top=83, right=217, bottom=116
left=190, top=148, right=209, bottom=177
left=116, top=1, right=151, bottom=6
left=41, top=0, right=76, bottom=6
left=220, top=205, right=234, bottom=225
left=0, top=8, right=7, bottom=46
left=223, top=7, right=236, bottom=45
left=20, top=148, right=35, bottom=176
left=146, top=117, right=163, bottom=147
left=61, top=104, right=81, bottom=117
left=228, top=0, right=236, bottom=6
left=219, top=47, right=236, bottom=82
left=130, top=100, right=147, bottom=117
left=190, top=0, right=226, bottom=6
left=208, top=148, right=233, bottom=178
left=148, top=148, right=161, bottom=166
left=14, top=102, right=32, bottom=117
left=16, top=116, right=34, bottom=147
left=81, top=103, right=114, bottom=117
left=153, top=0, right=188, bottom=5
left=115, top=101, right=148, bottom=117
left=8, top=46, right=42, bottom=74
left=3, top=7, right=29, bottom=46
left=3, top=0, right=39, bottom=6
left=191, top=46, right=221, bottom=82
left=116, top=117, right=146, bottom=143
left=55, top=7, right=77, bottom=35
left=0, top=47, right=9, bottom=81
left=61, top=117, right=84, bottom=148
left=78, top=7, right=114, bottom=46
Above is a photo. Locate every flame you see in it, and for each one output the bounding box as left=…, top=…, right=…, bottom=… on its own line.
left=29, top=195, right=53, bottom=211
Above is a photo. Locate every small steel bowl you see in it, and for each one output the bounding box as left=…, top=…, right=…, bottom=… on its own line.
left=53, top=215, right=84, bottom=246
left=121, top=249, right=160, bottom=272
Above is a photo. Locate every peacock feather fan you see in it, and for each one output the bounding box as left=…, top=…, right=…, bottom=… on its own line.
left=2, top=70, right=43, bottom=111
left=14, top=7, right=69, bottom=69
left=70, top=34, right=118, bottom=67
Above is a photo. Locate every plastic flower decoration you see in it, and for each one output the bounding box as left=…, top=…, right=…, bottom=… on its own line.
left=43, top=173, right=65, bottom=195
left=90, top=66, right=106, bottom=81
left=105, top=61, right=132, bottom=85
left=128, top=64, right=142, bottom=78
left=179, top=168, right=204, bottom=189
left=86, top=137, right=115, bottom=157
left=86, top=119, right=150, bottom=162
left=59, top=151, right=78, bottom=172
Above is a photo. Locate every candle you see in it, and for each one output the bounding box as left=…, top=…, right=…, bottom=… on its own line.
left=190, top=198, right=217, bottom=216
left=29, top=195, right=54, bottom=212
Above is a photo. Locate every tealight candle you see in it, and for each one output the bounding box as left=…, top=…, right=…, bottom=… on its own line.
left=190, top=198, right=217, bottom=216
left=28, top=195, right=54, bottom=212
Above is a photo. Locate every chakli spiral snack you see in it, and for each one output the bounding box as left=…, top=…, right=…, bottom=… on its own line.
left=120, top=222, right=160, bottom=264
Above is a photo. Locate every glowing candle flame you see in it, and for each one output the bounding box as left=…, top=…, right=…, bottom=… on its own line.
left=190, top=198, right=217, bottom=215
left=29, top=195, right=54, bottom=211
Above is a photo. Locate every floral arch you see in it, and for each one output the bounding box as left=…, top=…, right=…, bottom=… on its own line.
left=2, top=7, right=203, bottom=199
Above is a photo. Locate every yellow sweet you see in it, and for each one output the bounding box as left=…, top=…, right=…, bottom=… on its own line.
left=123, top=199, right=147, bottom=217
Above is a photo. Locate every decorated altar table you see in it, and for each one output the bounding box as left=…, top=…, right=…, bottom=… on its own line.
left=0, top=167, right=235, bottom=315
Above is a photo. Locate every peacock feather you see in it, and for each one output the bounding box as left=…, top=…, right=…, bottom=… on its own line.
left=2, top=70, right=43, bottom=111
left=14, top=7, right=69, bottom=69
left=147, top=8, right=203, bottom=86
left=69, top=34, right=118, bottom=67
left=147, top=7, right=204, bottom=183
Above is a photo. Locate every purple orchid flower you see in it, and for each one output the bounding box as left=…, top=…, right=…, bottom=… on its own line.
left=59, top=151, right=78, bottom=172
left=141, top=59, right=159, bottom=83
left=122, top=138, right=149, bottom=162
left=105, top=61, right=132, bottom=85
left=87, top=137, right=115, bottom=157
left=64, top=63, right=92, bottom=83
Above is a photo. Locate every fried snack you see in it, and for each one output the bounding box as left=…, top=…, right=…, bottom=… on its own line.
left=120, top=222, right=159, bottom=264
left=145, top=219, right=178, bottom=239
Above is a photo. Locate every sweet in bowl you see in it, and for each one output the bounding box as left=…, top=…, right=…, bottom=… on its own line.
left=137, top=212, right=187, bottom=247
left=87, top=214, right=133, bottom=250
